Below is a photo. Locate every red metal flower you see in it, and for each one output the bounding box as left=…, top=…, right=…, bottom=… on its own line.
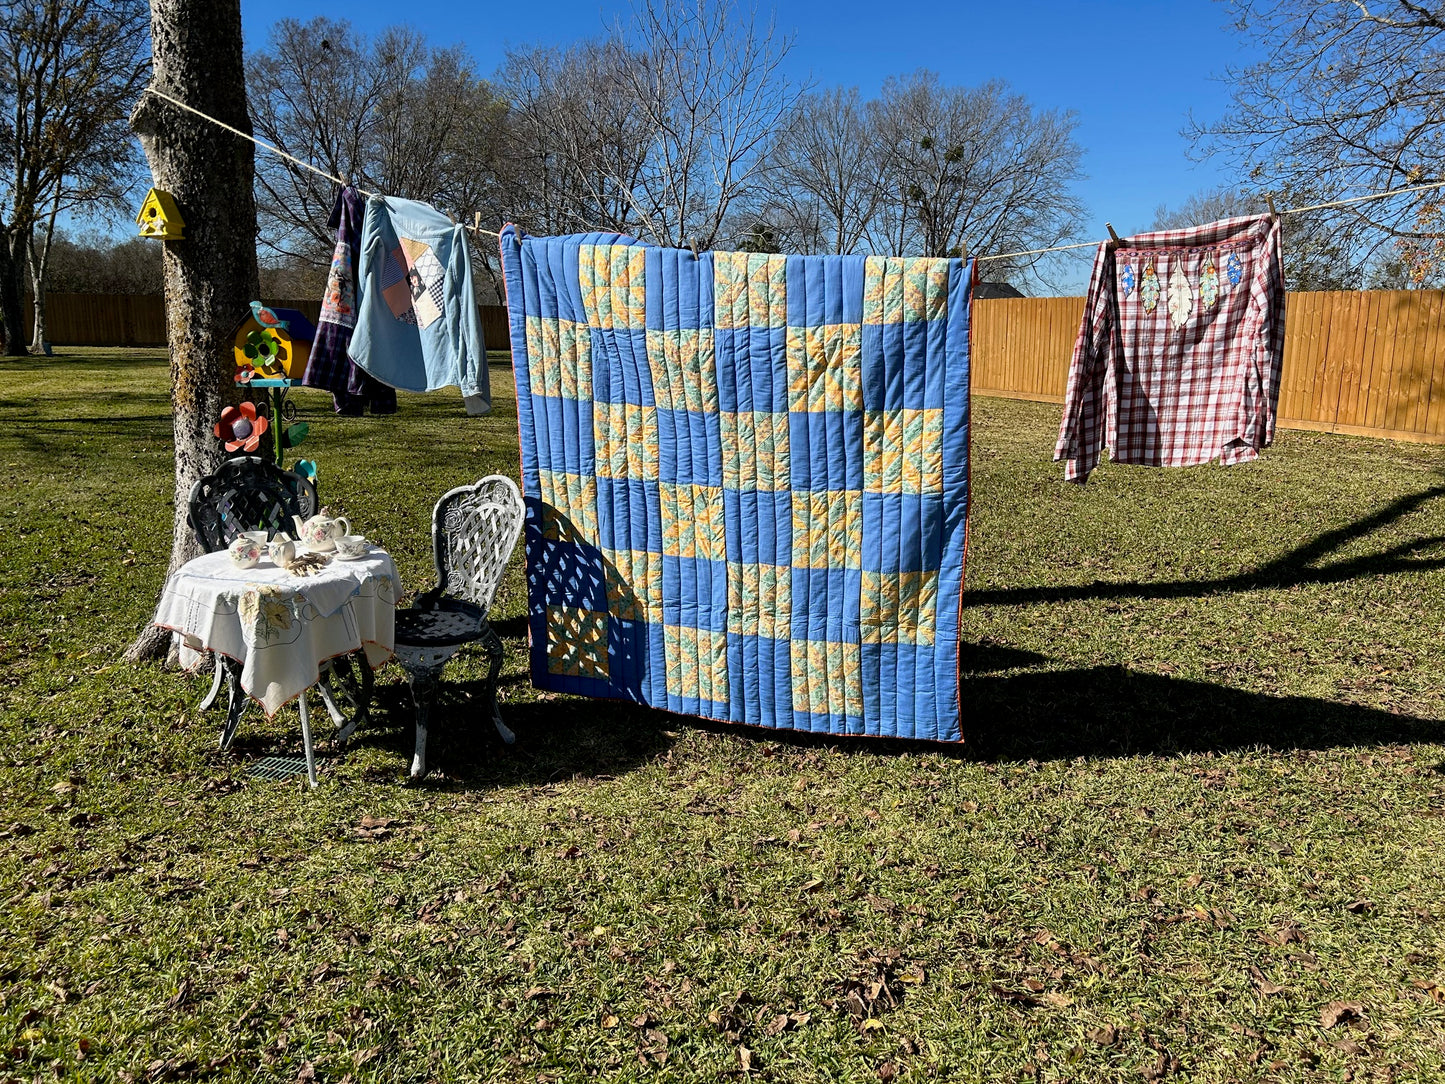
left=214, top=401, right=269, bottom=452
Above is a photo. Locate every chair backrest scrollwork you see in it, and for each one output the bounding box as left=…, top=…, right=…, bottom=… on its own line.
left=431, top=475, right=525, bottom=614
left=186, top=456, right=320, bottom=554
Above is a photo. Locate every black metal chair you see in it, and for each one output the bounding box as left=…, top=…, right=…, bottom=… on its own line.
left=393, top=475, right=525, bottom=778
left=186, top=456, right=371, bottom=751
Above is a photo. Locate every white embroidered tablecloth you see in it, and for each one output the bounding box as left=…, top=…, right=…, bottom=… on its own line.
left=153, top=548, right=400, bottom=716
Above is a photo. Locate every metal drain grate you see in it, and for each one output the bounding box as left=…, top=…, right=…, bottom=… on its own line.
left=245, top=756, right=309, bottom=781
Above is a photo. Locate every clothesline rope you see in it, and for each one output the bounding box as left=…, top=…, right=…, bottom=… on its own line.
left=143, top=87, right=504, bottom=239
left=146, top=85, right=1445, bottom=260
left=977, top=177, right=1445, bottom=262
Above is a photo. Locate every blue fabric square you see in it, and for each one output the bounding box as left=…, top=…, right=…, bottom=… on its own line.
left=724, top=489, right=792, bottom=566
left=657, top=408, right=723, bottom=487
left=595, top=477, right=660, bottom=554
left=860, top=493, right=944, bottom=573
left=790, top=567, right=862, bottom=641
left=789, top=409, right=864, bottom=492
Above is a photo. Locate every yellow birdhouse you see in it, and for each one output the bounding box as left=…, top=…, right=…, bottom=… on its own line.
left=230, top=304, right=317, bottom=380
left=136, top=188, right=185, bottom=240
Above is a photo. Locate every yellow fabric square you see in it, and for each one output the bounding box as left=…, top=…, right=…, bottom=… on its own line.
left=664, top=624, right=729, bottom=703
left=714, top=251, right=786, bottom=329
left=863, top=409, right=944, bottom=495
left=726, top=562, right=791, bottom=638
left=790, top=638, right=862, bottom=717
left=594, top=402, right=659, bottom=481
left=790, top=489, right=862, bottom=569
left=525, top=316, right=592, bottom=401
left=535, top=470, right=598, bottom=541
left=860, top=571, right=940, bottom=646
left=661, top=483, right=726, bottom=561
left=603, top=548, right=663, bottom=622
left=786, top=324, right=863, bottom=412
left=646, top=328, right=718, bottom=414
left=579, top=244, right=647, bottom=330
left=863, top=256, right=951, bottom=324
left=546, top=606, right=609, bottom=680
left=720, top=410, right=789, bottom=491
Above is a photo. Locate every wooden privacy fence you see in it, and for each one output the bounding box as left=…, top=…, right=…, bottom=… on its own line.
left=26, top=290, right=1445, bottom=445
left=20, top=294, right=513, bottom=353
left=972, top=291, right=1445, bottom=445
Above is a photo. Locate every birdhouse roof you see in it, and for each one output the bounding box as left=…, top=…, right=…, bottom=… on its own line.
left=135, top=187, right=181, bottom=224
left=267, top=308, right=317, bottom=342
left=229, top=306, right=318, bottom=343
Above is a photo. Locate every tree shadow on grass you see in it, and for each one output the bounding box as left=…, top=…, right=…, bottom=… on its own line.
left=965, top=483, right=1445, bottom=608
left=957, top=665, right=1441, bottom=762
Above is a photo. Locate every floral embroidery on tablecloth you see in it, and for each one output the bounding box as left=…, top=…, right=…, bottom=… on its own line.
left=238, top=584, right=295, bottom=644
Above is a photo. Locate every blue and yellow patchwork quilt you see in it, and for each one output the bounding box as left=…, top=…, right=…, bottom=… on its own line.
left=499, top=227, right=973, bottom=741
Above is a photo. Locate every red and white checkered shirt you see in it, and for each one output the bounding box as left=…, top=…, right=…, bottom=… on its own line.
left=1054, top=214, right=1285, bottom=483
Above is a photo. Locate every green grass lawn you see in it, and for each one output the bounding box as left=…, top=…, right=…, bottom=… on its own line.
left=3, top=347, right=1445, bottom=1082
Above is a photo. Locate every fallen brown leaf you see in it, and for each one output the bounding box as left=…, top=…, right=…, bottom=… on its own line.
left=1320, top=1001, right=1364, bottom=1029
left=1249, top=965, right=1286, bottom=996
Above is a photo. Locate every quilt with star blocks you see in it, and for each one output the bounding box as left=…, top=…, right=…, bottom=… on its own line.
left=499, top=227, right=973, bottom=741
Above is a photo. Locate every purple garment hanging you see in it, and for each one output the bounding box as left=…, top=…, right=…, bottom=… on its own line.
left=303, top=185, right=397, bottom=415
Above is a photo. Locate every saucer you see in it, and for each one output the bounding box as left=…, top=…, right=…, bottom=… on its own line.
left=333, top=547, right=371, bottom=561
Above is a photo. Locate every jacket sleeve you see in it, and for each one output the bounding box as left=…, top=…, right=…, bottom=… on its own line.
left=450, top=224, right=490, bottom=408
left=1054, top=243, right=1115, bottom=483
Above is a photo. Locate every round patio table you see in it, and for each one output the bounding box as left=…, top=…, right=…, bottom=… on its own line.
left=152, top=546, right=399, bottom=786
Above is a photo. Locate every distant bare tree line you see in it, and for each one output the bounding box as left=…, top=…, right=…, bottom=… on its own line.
left=246, top=1, right=1087, bottom=295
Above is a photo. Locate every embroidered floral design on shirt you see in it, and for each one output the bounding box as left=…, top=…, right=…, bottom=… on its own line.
left=1140, top=261, right=1161, bottom=313
left=1200, top=258, right=1220, bottom=308
left=1167, top=264, right=1193, bottom=329
left=1226, top=251, right=1243, bottom=287
left=1120, top=262, right=1136, bottom=298
left=381, top=237, right=445, bottom=329
left=320, top=238, right=356, bottom=330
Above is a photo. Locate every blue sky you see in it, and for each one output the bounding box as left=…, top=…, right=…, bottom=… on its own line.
left=236, top=0, right=1255, bottom=287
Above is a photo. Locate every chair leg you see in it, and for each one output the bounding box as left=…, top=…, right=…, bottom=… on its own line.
left=199, top=651, right=225, bottom=711
left=298, top=694, right=317, bottom=789
left=481, top=625, right=514, bottom=745
left=332, top=653, right=373, bottom=744
left=219, top=659, right=245, bottom=752
left=316, top=677, right=347, bottom=728
left=405, top=668, right=440, bottom=779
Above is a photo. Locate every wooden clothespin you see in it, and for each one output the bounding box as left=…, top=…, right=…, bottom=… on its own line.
left=473, top=212, right=481, bottom=232
left=1105, top=222, right=1122, bottom=247
left=688, top=238, right=700, bottom=259
left=1265, top=194, right=1278, bottom=220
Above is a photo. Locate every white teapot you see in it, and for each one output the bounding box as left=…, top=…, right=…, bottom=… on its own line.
left=292, top=508, right=351, bottom=552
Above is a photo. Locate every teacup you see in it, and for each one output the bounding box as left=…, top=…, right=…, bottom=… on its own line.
left=334, top=534, right=368, bottom=559
left=228, top=535, right=263, bottom=568
left=267, top=537, right=296, bottom=566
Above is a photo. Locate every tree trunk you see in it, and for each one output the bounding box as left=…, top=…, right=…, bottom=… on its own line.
left=0, top=233, right=26, bottom=356
left=29, top=219, right=55, bottom=356
left=124, top=0, right=259, bottom=662
left=30, top=288, right=48, bottom=355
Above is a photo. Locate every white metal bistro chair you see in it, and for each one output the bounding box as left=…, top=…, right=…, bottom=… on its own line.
left=393, top=475, right=525, bottom=778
